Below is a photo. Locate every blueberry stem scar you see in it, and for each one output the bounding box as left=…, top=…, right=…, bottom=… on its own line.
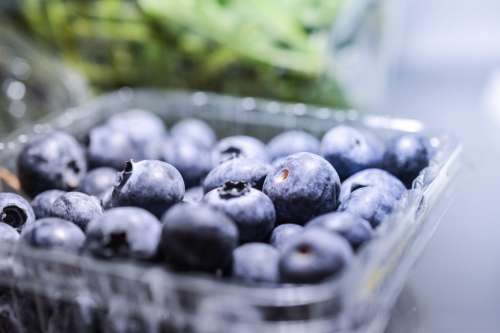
left=297, top=244, right=311, bottom=255
left=278, top=169, right=289, bottom=181
left=218, top=181, right=250, bottom=199
left=1, top=206, right=27, bottom=228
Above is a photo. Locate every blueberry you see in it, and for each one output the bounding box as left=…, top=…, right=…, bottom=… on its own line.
left=110, top=160, right=185, bottom=218
left=183, top=186, right=204, bottom=204
left=267, top=130, right=320, bottom=162
left=212, top=136, right=269, bottom=165
left=0, top=192, right=35, bottom=231
left=51, top=192, right=103, bottom=230
left=202, top=158, right=270, bottom=193
left=232, top=243, right=279, bottom=283
left=78, top=167, right=117, bottom=199
left=85, top=207, right=161, bottom=260
left=17, top=132, right=87, bottom=196
left=263, top=152, right=340, bottom=224
left=306, top=212, right=373, bottom=251
left=278, top=229, right=353, bottom=284
left=339, top=186, right=398, bottom=228
left=86, top=126, right=142, bottom=170
left=0, top=223, right=20, bottom=243
left=340, top=168, right=406, bottom=202
left=160, top=203, right=238, bottom=272
left=107, top=109, right=166, bottom=141
left=20, top=217, right=85, bottom=251
left=31, top=190, right=65, bottom=219
left=107, top=109, right=166, bottom=160
left=383, top=134, right=430, bottom=187
left=171, top=118, right=216, bottom=148
left=270, top=224, right=303, bottom=250
left=161, top=138, right=212, bottom=188
left=320, top=125, right=384, bottom=180
left=204, top=181, right=275, bottom=243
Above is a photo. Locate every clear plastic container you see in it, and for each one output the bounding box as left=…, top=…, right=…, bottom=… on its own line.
left=0, top=89, right=461, bottom=333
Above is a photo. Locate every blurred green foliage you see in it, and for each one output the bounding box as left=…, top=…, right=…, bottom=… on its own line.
left=22, top=0, right=347, bottom=106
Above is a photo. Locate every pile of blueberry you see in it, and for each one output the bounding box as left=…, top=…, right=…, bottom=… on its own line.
left=0, top=110, right=431, bottom=285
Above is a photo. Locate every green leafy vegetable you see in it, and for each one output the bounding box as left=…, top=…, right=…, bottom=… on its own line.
left=22, top=0, right=347, bottom=106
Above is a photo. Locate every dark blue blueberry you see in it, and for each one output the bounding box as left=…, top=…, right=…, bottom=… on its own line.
left=267, top=130, right=320, bottom=162
left=107, top=109, right=167, bottom=160
left=85, top=207, right=161, bottom=260
left=160, top=203, right=238, bottom=272
left=20, top=217, right=85, bottom=251
left=31, top=190, right=65, bottom=219
left=232, top=243, right=279, bottom=283
left=107, top=109, right=167, bottom=141
left=320, top=125, right=384, bottom=180
left=270, top=224, right=303, bottom=250
left=212, top=135, right=269, bottom=165
left=202, top=158, right=270, bottom=193
left=339, top=186, right=398, bottom=228
left=383, top=134, right=431, bottom=187
left=0, top=222, right=20, bottom=243
left=86, top=126, right=142, bottom=170
left=263, top=152, right=341, bottom=225
left=278, top=229, right=353, bottom=284
left=51, top=192, right=103, bottom=230
left=340, top=168, right=406, bottom=202
left=78, top=167, right=117, bottom=199
left=161, top=138, right=213, bottom=188
left=306, top=212, right=373, bottom=251
left=183, top=186, right=204, bottom=204
left=17, top=132, right=87, bottom=196
left=204, top=181, right=275, bottom=243
left=0, top=192, right=35, bottom=231
left=171, top=118, right=217, bottom=148
left=110, top=160, right=185, bottom=218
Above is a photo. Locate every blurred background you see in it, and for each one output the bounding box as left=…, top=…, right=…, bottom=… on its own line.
left=1, top=0, right=500, bottom=332
left=1, top=0, right=350, bottom=110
